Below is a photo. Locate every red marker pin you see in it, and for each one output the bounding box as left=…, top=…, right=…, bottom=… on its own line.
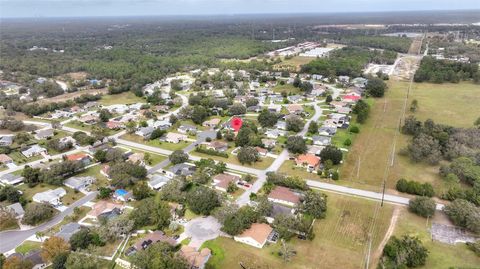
left=231, top=117, right=243, bottom=132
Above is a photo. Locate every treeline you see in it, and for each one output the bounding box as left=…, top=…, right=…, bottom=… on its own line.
left=414, top=57, right=480, bottom=83
left=336, top=35, right=412, bottom=53
left=301, top=47, right=397, bottom=78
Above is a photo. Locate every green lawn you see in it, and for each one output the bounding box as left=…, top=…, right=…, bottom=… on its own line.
left=74, top=164, right=110, bottom=190
left=190, top=150, right=275, bottom=170
left=202, top=193, right=394, bottom=269
left=272, top=84, right=301, bottom=95
left=120, top=133, right=190, bottom=151
left=15, top=241, right=42, bottom=255
left=393, top=208, right=480, bottom=268
left=99, top=92, right=145, bottom=105
left=126, top=147, right=167, bottom=165
left=8, top=151, right=43, bottom=164
left=406, top=82, right=480, bottom=127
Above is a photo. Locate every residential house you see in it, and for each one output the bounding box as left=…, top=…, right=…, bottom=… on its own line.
left=64, top=176, right=95, bottom=191
left=307, top=145, right=325, bottom=156
left=87, top=200, right=124, bottom=220
left=135, top=126, right=154, bottom=139
left=113, top=189, right=133, bottom=202
left=164, top=132, right=187, bottom=144
left=202, top=118, right=221, bottom=128
left=312, top=135, right=332, bottom=146
left=287, top=95, right=303, bottom=103
left=255, top=147, right=268, bottom=157
left=58, top=136, right=76, bottom=148
left=0, top=135, right=13, bottom=146
left=265, top=129, right=285, bottom=139
left=338, top=76, right=350, bottom=84
left=149, top=119, right=172, bottom=130
left=342, top=94, right=361, bottom=103
left=178, top=124, right=197, bottom=134
left=100, top=164, right=110, bottom=178
left=212, top=173, right=240, bottom=192
left=295, top=154, right=321, bottom=172
left=329, top=101, right=347, bottom=109
left=166, top=163, right=196, bottom=178
left=106, top=121, right=123, bottom=130
left=0, top=173, right=24, bottom=185
left=153, top=105, right=170, bottom=113
left=126, top=231, right=177, bottom=256
left=55, top=223, right=81, bottom=241
left=205, top=140, right=228, bottom=152
left=287, top=104, right=304, bottom=115
left=270, top=96, right=284, bottom=104
left=247, top=105, right=262, bottom=113
left=234, top=223, right=275, bottom=249
left=352, top=77, right=368, bottom=88
left=318, top=126, right=337, bottom=136
left=66, top=153, right=91, bottom=166
left=335, top=106, right=352, bottom=114
left=148, top=174, right=171, bottom=190
left=268, top=186, right=301, bottom=207
left=261, top=139, right=276, bottom=149
left=23, top=250, right=47, bottom=269
left=34, top=128, right=54, bottom=140
left=32, top=187, right=66, bottom=206
left=78, top=114, right=99, bottom=125
left=180, top=246, right=211, bottom=269
left=275, top=121, right=287, bottom=130
left=128, top=153, right=145, bottom=166
left=0, top=154, right=13, bottom=164
left=7, top=203, right=25, bottom=219
left=265, top=204, right=295, bottom=224
left=21, top=145, right=47, bottom=158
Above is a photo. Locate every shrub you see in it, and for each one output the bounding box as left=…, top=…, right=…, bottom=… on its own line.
left=408, top=197, right=436, bottom=218
left=396, top=178, right=434, bottom=197
left=195, top=147, right=228, bottom=158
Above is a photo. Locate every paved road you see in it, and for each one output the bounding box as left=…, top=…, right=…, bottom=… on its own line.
left=0, top=192, right=97, bottom=253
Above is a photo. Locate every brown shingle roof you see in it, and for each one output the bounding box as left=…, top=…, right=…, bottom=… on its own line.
left=180, top=245, right=211, bottom=268
left=237, top=223, right=273, bottom=245
left=268, top=186, right=300, bottom=205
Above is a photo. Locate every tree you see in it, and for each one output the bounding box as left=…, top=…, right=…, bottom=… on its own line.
left=408, top=197, right=436, bottom=218
left=186, top=186, right=220, bottom=215
left=258, top=109, right=278, bottom=128
left=41, top=236, right=70, bottom=263
left=169, top=150, right=188, bottom=164
left=22, top=203, right=56, bottom=225
left=69, top=228, right=103, bottom=250
left=22, top=165, right=41, bottom=187
left=410, top=99, right=419, bottom=112
left=302, top=191, right=328, bottom=219
left=130, top=242, right=188, bottom=269
left=99, top=109, right=112, bottom=122
left=237, top=146, right=259, bottom=165
left=286, top=136, right=307, bottom=154
left=407, top=133, right=442, bottom=165
left=307, top=121, right=318, bottom=135
left=443, top=199, right=480, bottom=233
left=235, top=127, right=253, bottom=147
left=227, top=181, right=239, bottom=193
left=381, top=235, right=428, bottom=268
left=325, top=95, right=333, bottom=103
left=278, top=239, right=296, bottom=263
left=286, top=115, right=304, bottom=132
left=245, top=98, right=259, bottom=108
left=191, top=106, right=208, bottom=124
left=133, top=181, right=152, bottom=200
left=319, top=145, right=343, bottom=165
left=221, top=206, right=259, bottom=236
left=52, top=252, right=69, bottom=269
left=129, top=197, right=171, bottom=229
left=159, top=178, right=186, bottom=203
left=97, top=215, right=134, bottom=241
left=228, top=103, right=246, bottom=116
left=352, top=99, right=370, bottom=123
left=126, top=121, right=137, bottom=133
left=366, top=77, right=387, bottom=97
left=97, top=187, right=112, bottom=199
left=273, top=214, right=297, bottom=240
left=65, top=249, right=101, bottom=269
left=0, top=185, right=21, bottom=203
left=0, top=206, right=18, bottom=231
left=3, top=256, right=33, bottom=269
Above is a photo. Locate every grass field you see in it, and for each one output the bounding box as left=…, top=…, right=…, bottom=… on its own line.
left=190, top=150, right=275, bottom=170
left=392, top=208, right=480, bottom=268
left=338, top=80, right=480, bottom=194
left=98, top=91, right=145, bottom=105
left=276, top=56, right=314, bottom=71
left=272, top=84, right=301, bottom=95
left=202, top=193, right=394, bottom=269
left=15, top=241, right=41, bottom=255
left=406, top=82, right=480, bottom=127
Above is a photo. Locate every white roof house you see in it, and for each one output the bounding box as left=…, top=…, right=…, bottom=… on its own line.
left=164, top=132, right=187, bottom=144
left=64, top=176, right=95, bottom=191
left=0, top=173, right=24, bottom=185
left=21, top=145, right=47, bottom=158
left=148, top=174, right=171, bottom=190
left=32, top=187, right=66, bottom=206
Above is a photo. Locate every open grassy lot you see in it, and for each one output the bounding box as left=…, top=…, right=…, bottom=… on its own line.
left=339, top=80, right=468, bottom=194
left=126, top=147, right=167, bottom=165
left=8, top=151, right=43, bottom=164
left=120, top=133, right=190, bottom=151
left=406, top=82, right=480, bottom=127
left=276, top=56, right=314, bottom=71
left=98, top=91, right=145, bottom=105
left=392, top=208, right=480, bottom=268
left=202, top=193, right=394, bottom=269
left=272, top=84, right=301, bottom=95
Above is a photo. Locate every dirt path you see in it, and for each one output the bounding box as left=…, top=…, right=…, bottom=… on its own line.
left=371, top=206, right=400, bottom=267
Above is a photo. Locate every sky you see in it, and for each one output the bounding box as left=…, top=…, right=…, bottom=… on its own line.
left=0, top=0, right=479, bottom=18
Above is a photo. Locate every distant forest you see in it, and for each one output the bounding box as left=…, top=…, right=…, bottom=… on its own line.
left=414, top=57, right=479, bottom=83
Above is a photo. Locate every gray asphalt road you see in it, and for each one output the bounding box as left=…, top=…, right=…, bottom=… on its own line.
left=0, top=192, right=97, bottom=253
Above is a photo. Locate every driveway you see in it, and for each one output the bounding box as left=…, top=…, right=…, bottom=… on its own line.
left=183, top=216, right=223, bottom=249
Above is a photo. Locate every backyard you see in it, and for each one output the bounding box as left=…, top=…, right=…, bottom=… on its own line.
left=120, top=133, right=190, bottom=151
left=202, top=193, right=394, bottom=269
